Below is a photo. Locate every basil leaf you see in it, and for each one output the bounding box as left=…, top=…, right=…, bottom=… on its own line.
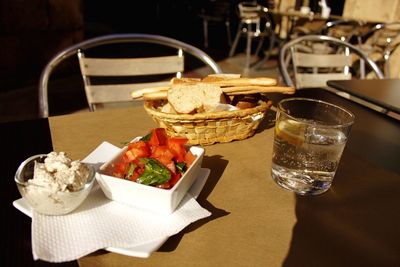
left=137, top=158, right=171, bottom=185
left=140, top=133, right=152, bottom=142
left=125, top=162, right=137, bottom=179
left=176, top=162, right=187, bottom=173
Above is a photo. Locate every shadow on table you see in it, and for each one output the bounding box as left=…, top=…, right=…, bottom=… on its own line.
left=257, top=106, right=276, bottom=132
left=159, top=154, right=230, bottom=252
left=282, top=151, right=400, bottom=267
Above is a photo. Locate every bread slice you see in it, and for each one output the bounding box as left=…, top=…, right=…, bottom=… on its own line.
left=167, top=84, right=224, bottom=114
left=160, top=103, right=177, bottom=114
left=167, top=84, right=204, bottom=114
left=201, top=84, right=225, bottom=112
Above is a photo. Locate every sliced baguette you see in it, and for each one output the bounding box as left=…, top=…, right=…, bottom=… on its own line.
left=200, top=84, right=225, bottom=112
left=160, top=102, right=177, bottom=114
left=167, top=83, right=224, bottom=114
left=167, top=84, right=204, bottom=114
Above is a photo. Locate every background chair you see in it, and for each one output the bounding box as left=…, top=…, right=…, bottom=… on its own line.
left=229, top=1, right=264, bottom=70
left=320, top=19, right=366, bottom=44
left=278, top=35, right=384, bottom=90
left=198, top=0, right=233, bottom=48
left=384, top=42, right=400, bottom=78
left=38, top=33, right=222, bottom=118
left=359, top=22, right=400, bottom=78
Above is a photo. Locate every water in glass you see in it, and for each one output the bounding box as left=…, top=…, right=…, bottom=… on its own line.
left=272, top=118, right=347, bottom=195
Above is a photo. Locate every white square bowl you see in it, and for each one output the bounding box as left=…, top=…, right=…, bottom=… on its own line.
left=96, top=142, right=204, bottom=215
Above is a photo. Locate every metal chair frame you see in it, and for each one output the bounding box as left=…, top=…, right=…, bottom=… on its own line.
left=229, top=2, right=264, bottom=70
left=279, top=35, right=384, bottom=88
left=38, top=33, right=222, bottom=118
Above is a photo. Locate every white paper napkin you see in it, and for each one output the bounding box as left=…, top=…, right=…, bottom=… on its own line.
left=31, top=142, right=211, bottom=263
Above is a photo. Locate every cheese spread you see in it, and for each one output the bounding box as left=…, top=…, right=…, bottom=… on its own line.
left=23, top=152, right=91, bottom=215
left=29, top=152, right=89, bottom=192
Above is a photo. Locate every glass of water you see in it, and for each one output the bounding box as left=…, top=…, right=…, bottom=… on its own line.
left=271, top=98, right=355, bottom=195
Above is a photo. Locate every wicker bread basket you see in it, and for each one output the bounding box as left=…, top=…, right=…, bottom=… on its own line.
left=144, top=100, right=272, bottom=145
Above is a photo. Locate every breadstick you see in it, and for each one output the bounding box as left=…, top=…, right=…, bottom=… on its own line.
left=142, top=91, right=168, bottom=100
left=201, top=77, right=278, bottom=86
left=131, top=86, right=169, bottom=99
left=223, top=86, right=295, bottom=95
left=135, top=85, right=294, bottom=100
left=171, top=77, right=277, bottom=87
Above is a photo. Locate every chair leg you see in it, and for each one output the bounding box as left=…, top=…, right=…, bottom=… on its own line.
left=254, top=29, right=277, bottom=69
left=255, top=34, right=265, bottom=57
left=245, top=30, right=252, bottom=70
left=226, top=21, right=232, bottom=47
left=203, top=19, right=209, bottom=48
left=384, top=57, right=390, bottom=78
left=229, top=22, right=243, bottom=57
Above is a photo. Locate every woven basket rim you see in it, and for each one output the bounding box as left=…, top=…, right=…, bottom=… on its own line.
left=144, top=100, right=273, bottom=120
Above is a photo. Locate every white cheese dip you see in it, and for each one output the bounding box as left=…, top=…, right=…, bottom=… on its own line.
left=29, top=152, right=89, bottom=192
left=23, top=152, right=91, bottom=215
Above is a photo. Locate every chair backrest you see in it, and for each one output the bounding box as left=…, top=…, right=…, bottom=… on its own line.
left=38, top=33, right=222, bottom=118
left=363, top=22, right=400, bottom=48
left=279, top=35, right=384, bottom=89
left=238, top=2, right=262, bottom=23
left=321, top=19, right=364, bottom=44
left=200, top=0, right=232, bottom=19
left=361, top=22, right=400, bottom=78
left=385, top=42, right=400, bottom=78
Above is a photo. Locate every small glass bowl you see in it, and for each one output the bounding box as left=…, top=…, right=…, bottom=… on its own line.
left=14, top=154, right=95, bottom=216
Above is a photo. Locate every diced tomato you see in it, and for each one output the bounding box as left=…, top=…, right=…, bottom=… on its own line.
left=156, top=182, right=171, bottom=189
left=148, top=128, right=168, bottom=146
left=164, top=161, right=177, bottom=174
left=168, top=137, right=188, bottom=145
left=151, top=146, right=176, bottom=173
left=124, top=150, right=136, bottom=162
left=128, top=166, right=144, bottom=182
left=167, top=137, right=188, bottom=162
left=110, top=128, right=197, bottom=190
left=151, top=146, right=174, bottom=161
left=112, top=162, right=127, bottom=178
left=126, top=141, right=150, bottom=161
left=168, top=173, right=182, bottom=188
left=184, top=151, right=196, bottom=167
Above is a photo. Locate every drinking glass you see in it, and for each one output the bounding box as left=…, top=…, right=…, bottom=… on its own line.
left=271, top=98, right=355, bottom=195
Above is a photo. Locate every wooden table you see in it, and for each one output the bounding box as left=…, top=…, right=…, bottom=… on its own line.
left=3, top=88, right=400, bottom=267
left=327, top=79, right=400, bottom=114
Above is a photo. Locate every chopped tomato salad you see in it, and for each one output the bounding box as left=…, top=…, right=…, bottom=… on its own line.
left=111, top=128, right=196, bottom=189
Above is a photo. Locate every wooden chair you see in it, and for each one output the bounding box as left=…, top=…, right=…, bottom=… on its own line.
left=38, top=34, right=222, bottom=118
left=278, top=35, right=384, bottom=89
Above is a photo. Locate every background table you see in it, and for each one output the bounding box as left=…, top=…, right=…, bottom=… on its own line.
left=3, top=88, right=400, bottom=267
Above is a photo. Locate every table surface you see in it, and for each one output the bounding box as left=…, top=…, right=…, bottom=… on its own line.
left=3, top=89, right=400, bottom=267
left=327, top=79, right=400, bottom=114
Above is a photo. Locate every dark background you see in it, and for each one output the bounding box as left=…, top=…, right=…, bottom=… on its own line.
left=0, top=0, right=346, bottom=122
